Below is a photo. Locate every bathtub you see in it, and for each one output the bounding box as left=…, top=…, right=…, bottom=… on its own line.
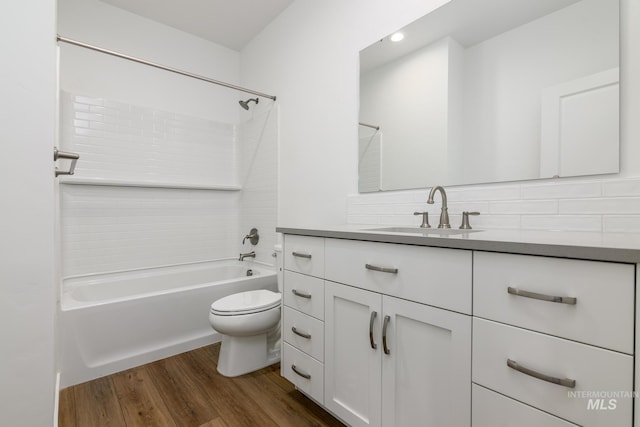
left=59, top=260, right=277, bottom=387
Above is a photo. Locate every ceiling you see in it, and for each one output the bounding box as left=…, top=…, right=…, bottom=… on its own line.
left=99, top=0, right=294, bottom=51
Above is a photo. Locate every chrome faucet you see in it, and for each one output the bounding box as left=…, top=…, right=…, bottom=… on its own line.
left=239, top=251, right=256, bottom=261
left=427, top=186, right=450, bottom=229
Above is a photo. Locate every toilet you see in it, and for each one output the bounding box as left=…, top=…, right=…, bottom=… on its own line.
left=208, top=245, right=283, bottom=377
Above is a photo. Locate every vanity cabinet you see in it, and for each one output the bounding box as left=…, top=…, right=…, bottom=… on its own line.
left=281, top=235, right=326, bottom=404
left=324, top=282, right=471, bottom=427
left=279, top=229, right=637, bottom=427
left=323, top=239, right=472, bottom=427
left=472, top=252, right=634, bottom=427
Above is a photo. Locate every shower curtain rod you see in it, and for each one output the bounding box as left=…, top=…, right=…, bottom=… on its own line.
left=57, top=35, right=277, bottom=101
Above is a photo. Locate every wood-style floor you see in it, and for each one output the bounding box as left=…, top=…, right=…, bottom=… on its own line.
left=58, top=343, right=344, bottom=427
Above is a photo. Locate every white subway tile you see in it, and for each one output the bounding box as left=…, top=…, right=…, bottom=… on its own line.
left=74, top=95, right=103, bottom=106
left=602, top=178, right=640, bottom=197
left=520, top=181, right=601, bottom=199
left=559, top=197, right=640, bottom=214
left=473, top=215, right=521, bottom=230
left=521, top=215, right=602, bottom=232
left=446, top=184, right=520, bottom=202
left=603, top=216, right=640, bottom=233
left=489, top=200, right=558, bottom=215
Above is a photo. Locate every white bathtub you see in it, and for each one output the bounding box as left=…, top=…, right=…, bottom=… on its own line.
left=59, top=260, right=277, bottom=387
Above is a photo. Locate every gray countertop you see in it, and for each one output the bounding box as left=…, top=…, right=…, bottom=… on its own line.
left=276, top=225, right=640, bottom=263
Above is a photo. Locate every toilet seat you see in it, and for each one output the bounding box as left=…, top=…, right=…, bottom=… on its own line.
left=210, top=289, right=281, bottom=316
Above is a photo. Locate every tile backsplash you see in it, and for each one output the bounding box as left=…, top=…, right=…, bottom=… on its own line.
left=347, top=177, right=640, bottom=233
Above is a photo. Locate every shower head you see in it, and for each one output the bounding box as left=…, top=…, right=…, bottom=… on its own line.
left=239, top=97, right=259, bottom=110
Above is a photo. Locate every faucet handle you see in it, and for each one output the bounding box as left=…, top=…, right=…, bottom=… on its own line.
left=413, top=211, right=431, bottom=228
left=460, top=211, right=480, bottom=230
left=242, top=227, right=259, bottom=245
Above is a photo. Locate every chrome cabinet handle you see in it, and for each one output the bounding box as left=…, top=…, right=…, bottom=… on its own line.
left=291, top=326, right=311, bottom=339
left=291, top=289, right=312, bottom=299
left=382, top=315, right=391, bottom=355
left=507, top=359, right=575, bottom=388
left=365, top=264, right=398, bottom=274
left=292, top=251, right=312, bottom=259
left=291, top=364, right=311, bottom=380
left=369, top=311, right=378, bottom=350
left=507, top=286, right=577, bottom=305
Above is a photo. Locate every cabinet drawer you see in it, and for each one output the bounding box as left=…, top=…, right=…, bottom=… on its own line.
left=474, top=252, right=634, bottom=354
left=472, top=384, right=578, bottom=427
left=473, top=318, right=633, bottom=427
left=283, top=270, right=324, bottom=320
left=325, top=238, right=472, bottom=314
left=283, top=307, right=324, bottom=362
left=284, top=235, right=324, bottom=278
left=282, top=343, right=324, bottom=404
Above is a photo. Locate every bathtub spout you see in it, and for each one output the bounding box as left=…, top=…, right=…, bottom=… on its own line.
left=239, top=251, right=256, bottom=261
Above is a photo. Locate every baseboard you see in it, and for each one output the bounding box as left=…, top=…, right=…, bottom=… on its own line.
left=53, top=372, right=61, bottom=427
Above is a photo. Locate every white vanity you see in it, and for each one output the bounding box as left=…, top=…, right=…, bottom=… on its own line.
left=277, top=226, right=639, bottom=427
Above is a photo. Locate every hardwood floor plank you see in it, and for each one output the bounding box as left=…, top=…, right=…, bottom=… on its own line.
left=111, top=367, right=177, bottom=427
left=73, top=376, right=126, bottom=427
left=197, top=418, right=229, bottom=427
left=146, top=353, right=221, bottom=427
left=58, top=343, right=343, bottom=427
left=185, top=346, right=280, bottom=427
left=233, top=364, right=344, bottom=427
left=58, top=387, right=77, bottom=427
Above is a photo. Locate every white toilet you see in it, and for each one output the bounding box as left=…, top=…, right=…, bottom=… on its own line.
left=208, top=246, right=283, bottom=377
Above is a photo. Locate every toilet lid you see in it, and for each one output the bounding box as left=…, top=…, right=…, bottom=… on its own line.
left=210, top=289, right=281, bottom=315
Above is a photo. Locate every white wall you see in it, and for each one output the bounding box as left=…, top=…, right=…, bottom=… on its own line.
left=58, top=0, right=240, bottom=121
left=241, top=0, right=451, bottom=227
left=241, top=0, right=639, bottom=230
left=0, top=1, right=57, bottom=425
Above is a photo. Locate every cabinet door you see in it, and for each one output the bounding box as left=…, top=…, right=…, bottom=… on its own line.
left=382, top=296, right=471, bottom=427
left=325, top=281, right=382, bottom=427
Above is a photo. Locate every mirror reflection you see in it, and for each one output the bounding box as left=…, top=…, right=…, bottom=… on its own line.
left=358, top=0, right=619, bottom=192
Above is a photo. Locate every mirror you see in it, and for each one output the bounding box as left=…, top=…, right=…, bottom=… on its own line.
left=358, top=0, right=619, bottom=192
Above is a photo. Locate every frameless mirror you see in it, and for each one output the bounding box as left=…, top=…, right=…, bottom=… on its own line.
left=358, top=0, right=619, bottom=192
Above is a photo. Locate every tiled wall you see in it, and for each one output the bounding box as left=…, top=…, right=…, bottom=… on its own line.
left=59, top=92, right=237, bottom=186
left=347, top=177, right=640, bottom=233
left=59, top=93, right=278, bottom=278
left=61, top=185, right=239, bottom=276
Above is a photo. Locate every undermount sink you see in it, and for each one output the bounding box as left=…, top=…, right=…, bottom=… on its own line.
left=366, top=227, right=484, bottom=235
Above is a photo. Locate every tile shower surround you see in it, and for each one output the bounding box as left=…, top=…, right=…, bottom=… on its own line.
left=347, top=178, right=640, bottom=233
left=60, top=93, right=278, bottom=277
left=59, top=92, right=237, bottom=186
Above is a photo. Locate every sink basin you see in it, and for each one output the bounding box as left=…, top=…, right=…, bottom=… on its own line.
left=366, top=227, right=484, bottom=235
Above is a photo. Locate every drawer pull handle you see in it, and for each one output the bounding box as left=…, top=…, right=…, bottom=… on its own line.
left=291, top=326, right=311, bottom=339
left=291, top=289, right=312, bottom=299
left=507, top=287, right=577, bottom=305
left=382, top=315, right=391, bottom=355
left=292, top=251, right=312, bottom=259
left=365, top=264, right=399, bottom=274
left=507, top=358, right=575, bottom=388
left=369, top=311, right=378, bottom=350
left=291, top=364, right=311, bottom=380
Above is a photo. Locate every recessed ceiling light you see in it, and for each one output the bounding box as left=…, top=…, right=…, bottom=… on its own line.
left=390, top=32, right=404, bottom=42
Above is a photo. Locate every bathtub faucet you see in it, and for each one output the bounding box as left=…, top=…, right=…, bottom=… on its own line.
left=239, top=251, right=256, bottom=261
